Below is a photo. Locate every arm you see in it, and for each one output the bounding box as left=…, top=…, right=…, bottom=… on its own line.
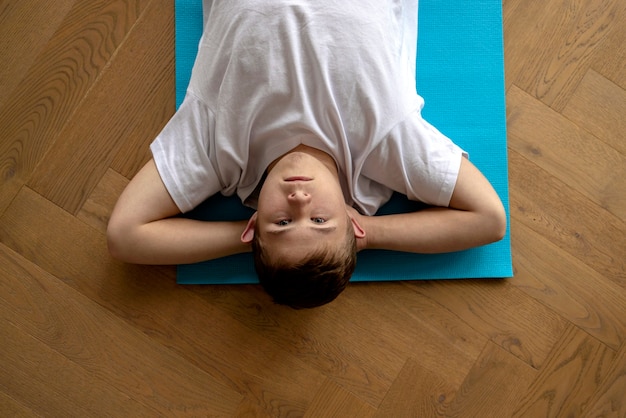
left=107, top=159, right=250, bottom=265
left=355, top=157, right=506, bottom=253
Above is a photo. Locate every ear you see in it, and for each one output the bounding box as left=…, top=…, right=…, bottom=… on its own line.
left=241, top=212, right=258, bottom=243
left=345, top=205, right=366, bottom=239
left=349, top=214, right=366, bottom=239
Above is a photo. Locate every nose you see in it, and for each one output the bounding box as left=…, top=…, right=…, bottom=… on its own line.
left=287, top=190, right=311, bottom=205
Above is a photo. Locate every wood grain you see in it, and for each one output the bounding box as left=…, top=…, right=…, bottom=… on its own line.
left=512, top=221, right=626, bottom=350
left=0, top=243, right=242, bottom=416
left=590, top=2, right=626, bottom=89
left=508, top=83, right=626, bottom=220
left=194, top=281, right=412, bottom=407
left=512, top=324, right=616, bottom=417
left=583, top=344, right=626, bottom=417
left=504, top=0, right=619, bottom=110
left=0, top=0, right=148, bottom=214
left=405, top=279, right=568, bottom=369
left=303, top=379, right=377, bottom=418
left=375, top=357, right=457, bottom=417
left=193, top=280, right=486, bottom=407
left=26, top=0, right=172, bottom=214
left=509, top=150, right=626, bottom=287
left=0, top=390, right=38, bottom=418
left=0, top=0, right=76, bottom=109
left=0, top=306, right=157, bottom=417
left=445, top=342, right=536, bottom=417
left=562, top=69, right=626, bottom=157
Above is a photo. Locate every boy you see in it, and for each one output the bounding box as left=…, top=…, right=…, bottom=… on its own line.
left=108, top=0, right=507, bottom=308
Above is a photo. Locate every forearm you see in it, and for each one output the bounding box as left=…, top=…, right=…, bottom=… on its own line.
left=108, top=217, right=250, bottom=265
left=360, top=207, right=505, bottom=254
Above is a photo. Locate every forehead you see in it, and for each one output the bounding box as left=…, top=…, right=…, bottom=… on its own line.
left=261, top=226, right=343, bottom=247
left=259, top=227, right=348, bottom=260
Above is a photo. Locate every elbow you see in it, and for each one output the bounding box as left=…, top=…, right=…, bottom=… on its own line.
left=471, top=199, right=507, bottom=247
left=106, top=220, right=125, bottom=262
left=486, top=205, right=507, bottom=244
left=106, top=217, right=135, bottom=263
left=493, top=215, right=507, bottom=243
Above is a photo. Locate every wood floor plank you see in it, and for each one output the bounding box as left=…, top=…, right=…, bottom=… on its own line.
left=507, top=84, right=626, bottom=221
left=0, top=243, right=242, bottom=416
left=512, top=324, right=616, bottom=417
left=405, top=279, right=569, bottom=369
left=0, top=390, right=38, bottom=418
left=503, top=0, right=618, bottom=110
left=193, top=280, right=486, bottom=407
left=512, top=221, right=626, bottom=350
left=0, top=311, right=157, bottom=417
left=502, top=0, right=547, bottom=92
left=0, top=187, right=328, bottom=416
left=562, top=69, right=626, bottom=157
left=589, top=2, right=626, bottom=89
left=231, top=399, right=270, bottom=418
left=0, top=0, right=149, bottom=214
left=444, top=342, right=536, bottom=417
left=508, top=150, right=626, bottom=287
left=109, top=82, right=174, bottom=179
left=26, top=0, right=172, bottom=215
left=374, top=357, right=456, bottom=418
left=0, top=0, right=76, bottom=109
left=107, top=0, right=176, bottom=181
left=194, top=285, right=395, bottom=406
left=76, top=168, right=128, bottom=234
left=303, top=379, right=376, bottom=418
left=347, top=282, right=486, bottom=380
left=583, top=343, right=626, bottom=417
left=196, top=282, right=408, bottom=407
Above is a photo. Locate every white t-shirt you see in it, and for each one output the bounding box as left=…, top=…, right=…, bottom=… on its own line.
left=151, top=0, right=465, bottom=216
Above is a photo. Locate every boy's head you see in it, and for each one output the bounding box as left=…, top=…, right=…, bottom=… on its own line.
left=250, top=220, right=357, bottom=308
left=240, top=145, right=365, bottom=308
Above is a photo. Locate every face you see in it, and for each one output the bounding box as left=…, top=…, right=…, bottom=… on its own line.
left=248, top=151, right=351, bottom=263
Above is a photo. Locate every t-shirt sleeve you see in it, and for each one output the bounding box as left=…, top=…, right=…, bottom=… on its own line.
left=361, top=109, right=467, bottom=208
left=150, top=92, right=222, bottom=213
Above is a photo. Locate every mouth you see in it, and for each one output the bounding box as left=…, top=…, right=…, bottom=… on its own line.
left=284, top=176, right=313, bottom=182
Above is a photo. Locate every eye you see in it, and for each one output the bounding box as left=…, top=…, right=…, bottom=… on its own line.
left=311, top=217, right=326, bottom=224
left=276, top=219, right=291, bottom=226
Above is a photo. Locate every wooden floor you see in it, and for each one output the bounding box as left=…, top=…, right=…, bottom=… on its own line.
left=1, top=0, right=625, bottom=416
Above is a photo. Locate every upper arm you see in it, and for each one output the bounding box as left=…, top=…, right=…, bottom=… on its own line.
left=449, top=157, right=507, bottom=236
left=108, top=159, right=180, bottom=240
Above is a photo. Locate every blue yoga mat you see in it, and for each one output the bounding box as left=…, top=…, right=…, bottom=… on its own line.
left=175, top=0, right=512, bottom=284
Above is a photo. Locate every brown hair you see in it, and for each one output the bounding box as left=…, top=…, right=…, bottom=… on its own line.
left=251, top=223, right=356, bottom=309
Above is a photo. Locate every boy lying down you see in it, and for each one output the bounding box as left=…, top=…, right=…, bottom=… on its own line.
left=108, top=0, right=506, bottom=308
